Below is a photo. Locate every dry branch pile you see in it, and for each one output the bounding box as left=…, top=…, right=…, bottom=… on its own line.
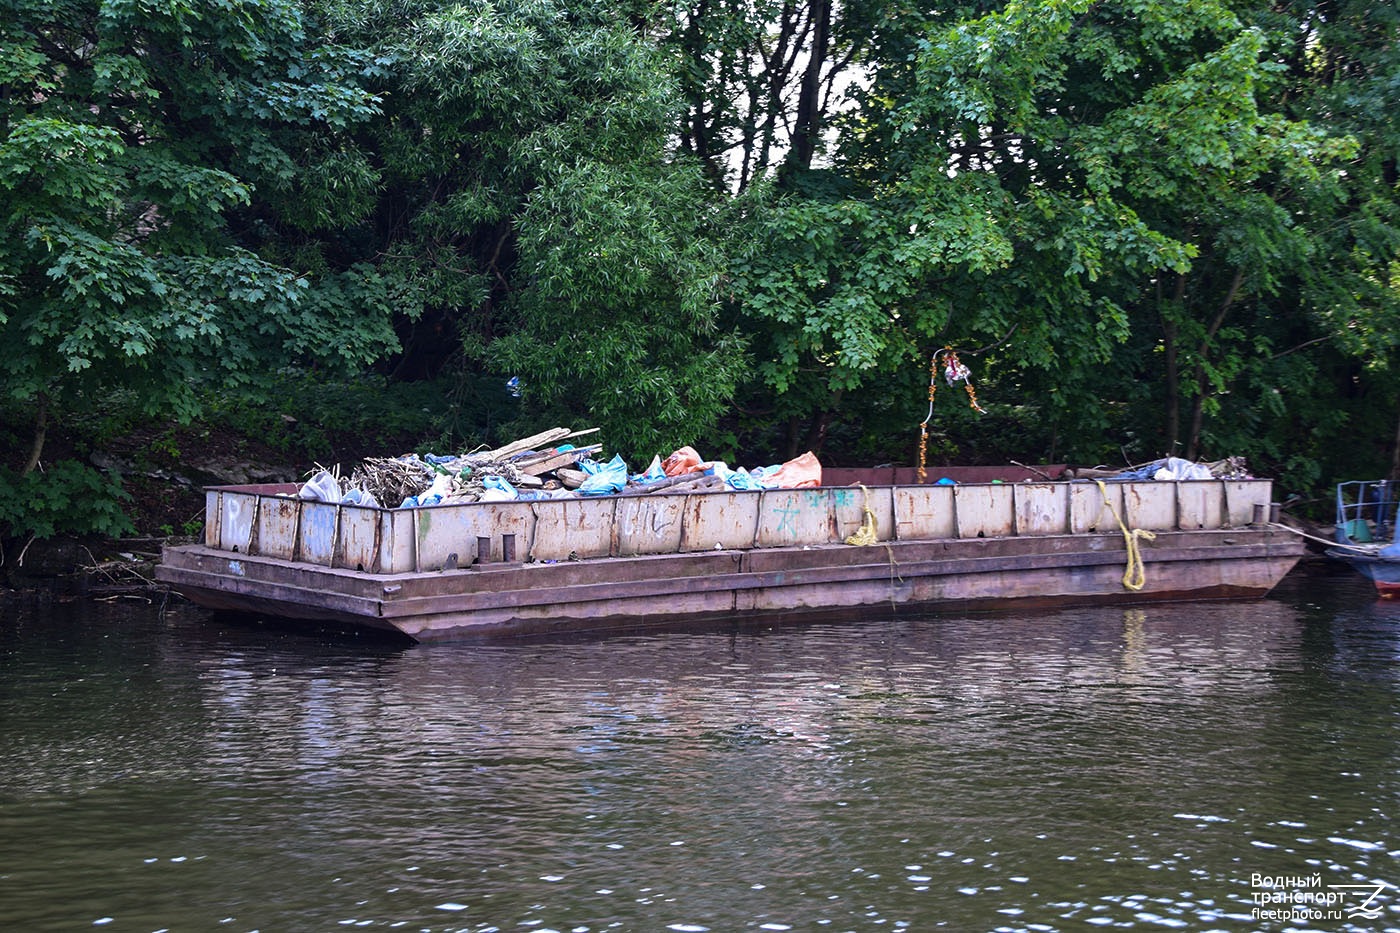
left=295, top=429, right=822, bottom=508
left=302, top=427, right=606, bottom=507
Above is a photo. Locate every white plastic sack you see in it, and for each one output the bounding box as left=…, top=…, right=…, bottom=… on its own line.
left=297, top=470, right=342, bottom=504
left=1152, top=457, right=1213, bottom=481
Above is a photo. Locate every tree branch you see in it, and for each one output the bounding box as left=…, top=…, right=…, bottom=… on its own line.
left=22, top=392, right=49, bottom=477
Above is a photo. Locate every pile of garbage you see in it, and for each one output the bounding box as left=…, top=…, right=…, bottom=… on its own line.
left=293, top=427, right=823, bottom=508
left=1063, top=456, right=1254, bottom=482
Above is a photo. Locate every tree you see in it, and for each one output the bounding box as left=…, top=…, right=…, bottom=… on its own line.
left=720, top=0, right=1361, bottom=468
left=0, top=0, right=396, bottom=534
left=1256, top=0, right=1400, bottom=484
left=305, top=0, right=749, bottom=461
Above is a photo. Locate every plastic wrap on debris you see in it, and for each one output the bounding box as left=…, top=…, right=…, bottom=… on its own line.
left=631, top=455, right=665, bottom=484
left=286, top=427, right=829, bottom=510
left=763, top=451, right=822, bottom=489
left=661, top=446, right=703, bottom=477
left=297, top=470, right=342, bottom=503
left=479, top=475, right=519, bottom=502
left=578, top=454, right=628, bottom=496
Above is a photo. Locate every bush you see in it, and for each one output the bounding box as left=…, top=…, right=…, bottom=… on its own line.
left=0, top=461, right=135, bottom=541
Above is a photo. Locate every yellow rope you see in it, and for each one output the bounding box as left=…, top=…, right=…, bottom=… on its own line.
left=917, top=354, right=937, bottom=484
left=1095, top=479, right=1156, bottom=591
left=845, top=483, right=880, bottom=546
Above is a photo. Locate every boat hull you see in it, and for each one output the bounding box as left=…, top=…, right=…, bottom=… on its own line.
left=1328, top=480, right=1400, bottom=598
left=1325, top=548, right=1400, bottom=598
left=159, top=527, right=1303, bottom=642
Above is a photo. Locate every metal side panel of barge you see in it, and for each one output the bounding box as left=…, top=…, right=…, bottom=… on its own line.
left=157, top=522, right=1304, bottom=642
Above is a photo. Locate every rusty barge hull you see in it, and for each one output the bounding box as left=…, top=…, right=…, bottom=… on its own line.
left=159, top=530, right=1300, bottom=641
left=156, top=476, right=1304, bottom=642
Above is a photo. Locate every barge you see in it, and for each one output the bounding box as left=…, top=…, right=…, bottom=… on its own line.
left=156, top=466, right=1305, bottom=642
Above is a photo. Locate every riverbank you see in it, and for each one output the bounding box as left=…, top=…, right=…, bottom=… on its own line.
left=0, top=379, right=455, bottom=592
left=1, top=419, right=309, bottom=595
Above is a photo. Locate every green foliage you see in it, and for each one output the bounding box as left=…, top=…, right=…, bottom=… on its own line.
left=0, top=0, right=1395, bottom=547
left=0, top=460, right=134, bottom=540
left=205, top=369, right=505, bottom=461
left=0, top=0, right=396, bottom=453
left=724, top=0, right=1386, bottom=480
left=305, top=0, right=749, bottom=461
left=493, top=158, right=749, bottom=460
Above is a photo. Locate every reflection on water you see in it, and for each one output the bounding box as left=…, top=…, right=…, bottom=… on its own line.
left=2, top=574, right=1399, bottom=931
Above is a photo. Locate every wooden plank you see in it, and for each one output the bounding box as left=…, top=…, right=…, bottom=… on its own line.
left=561, top=427, right=601, bottom=444
left=620, top=472, right=710, bottom=495
left=515, top=445, right=601, bottom=476
left=484, top=427, right=574, bottom=461
left=556, top=468, right=586, bottom=489
left=640, top=474, right=725, bottom=495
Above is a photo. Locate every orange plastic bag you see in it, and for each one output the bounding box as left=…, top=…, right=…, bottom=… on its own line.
left=764, top=451, right=822, bottom=488
left=661, top=446, right=704, bottom=477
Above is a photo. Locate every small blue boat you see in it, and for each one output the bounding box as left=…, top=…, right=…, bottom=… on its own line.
left=1327, top=480, right=1400, bottom=596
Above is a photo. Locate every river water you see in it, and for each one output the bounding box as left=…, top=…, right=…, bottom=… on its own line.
left=2, top=570, right=1398, bottom=933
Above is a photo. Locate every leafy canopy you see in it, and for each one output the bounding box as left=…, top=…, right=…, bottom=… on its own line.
left=0, top=0, right=394, bottom=433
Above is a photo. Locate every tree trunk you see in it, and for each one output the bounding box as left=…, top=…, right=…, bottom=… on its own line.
left=802, top=409, right=832, bottom=456
left=784, top=415, right=803, bottom=460
left=1185, top=268, right=1244, bottom=461
left=22, top=393, right=49, bottom=476
left=1161, top=275, right=1185, bottom=453
left=789, top=0, right=831, bottom=171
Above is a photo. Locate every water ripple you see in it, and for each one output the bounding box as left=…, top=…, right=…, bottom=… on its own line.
left=2, top=581, right=1398, bottom=931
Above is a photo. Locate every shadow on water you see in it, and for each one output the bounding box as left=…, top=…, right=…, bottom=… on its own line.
left=200, top=608, right=419, bottom=650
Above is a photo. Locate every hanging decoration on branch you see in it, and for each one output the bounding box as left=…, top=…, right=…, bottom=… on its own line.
left=917, top=345, right=986, bottom=484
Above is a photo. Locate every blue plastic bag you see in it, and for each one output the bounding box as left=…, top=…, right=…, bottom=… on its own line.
left=480, top=475, right=519, bottom=502
left=712, top=462, right=763, bottom=491
left=630, top=454, right=666, bottom=485
left=579, top=454, right=629, bottom=496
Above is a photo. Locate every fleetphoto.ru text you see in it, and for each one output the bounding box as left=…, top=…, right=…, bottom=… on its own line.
left=1250, top=874, right=1389, bottom=925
